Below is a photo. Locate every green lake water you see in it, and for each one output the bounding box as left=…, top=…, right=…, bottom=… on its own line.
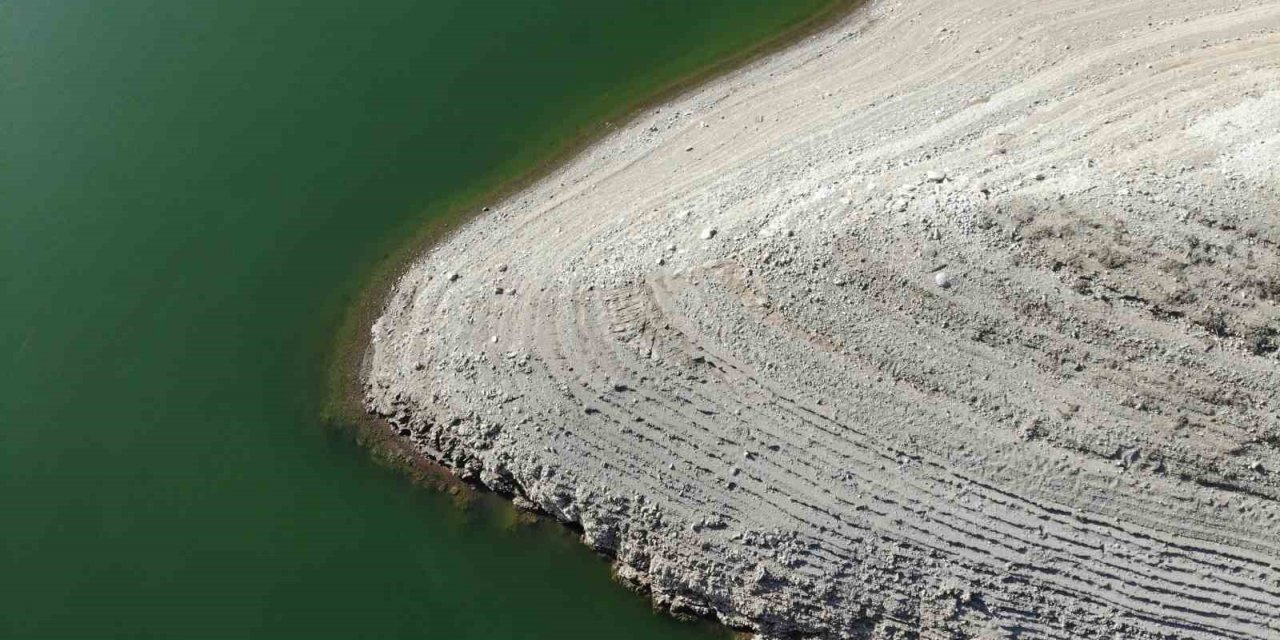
left=2, top=1, right=844, bottom=638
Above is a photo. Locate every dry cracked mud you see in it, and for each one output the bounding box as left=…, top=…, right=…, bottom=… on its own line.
left=364, top=0, right=1280, bottom=637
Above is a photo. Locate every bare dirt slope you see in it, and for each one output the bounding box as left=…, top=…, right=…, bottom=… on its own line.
left=364, top=1, right=1280, bottom=637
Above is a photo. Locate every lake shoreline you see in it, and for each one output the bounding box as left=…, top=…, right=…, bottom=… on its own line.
left=324, top=0, right=866, bottom=515
left=9, top=2, right=894, bottom=637
left=323, top=0, right=868, bottom=633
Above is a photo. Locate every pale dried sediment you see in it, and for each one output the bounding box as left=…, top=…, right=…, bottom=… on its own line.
left=365, top=1, right=1280, bottom=638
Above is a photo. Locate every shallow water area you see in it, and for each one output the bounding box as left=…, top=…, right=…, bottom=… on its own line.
left=1, top=1, right=845, bottom=637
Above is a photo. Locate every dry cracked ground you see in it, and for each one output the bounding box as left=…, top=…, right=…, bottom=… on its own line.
left=364, top=0, right=1280, bottom=637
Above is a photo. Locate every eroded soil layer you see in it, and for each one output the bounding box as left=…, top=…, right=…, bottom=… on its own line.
left=366, top=1, right=1280, bottom=637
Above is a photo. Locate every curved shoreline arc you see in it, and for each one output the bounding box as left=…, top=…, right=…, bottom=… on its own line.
left=323, top=0, right=868, bottom=471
